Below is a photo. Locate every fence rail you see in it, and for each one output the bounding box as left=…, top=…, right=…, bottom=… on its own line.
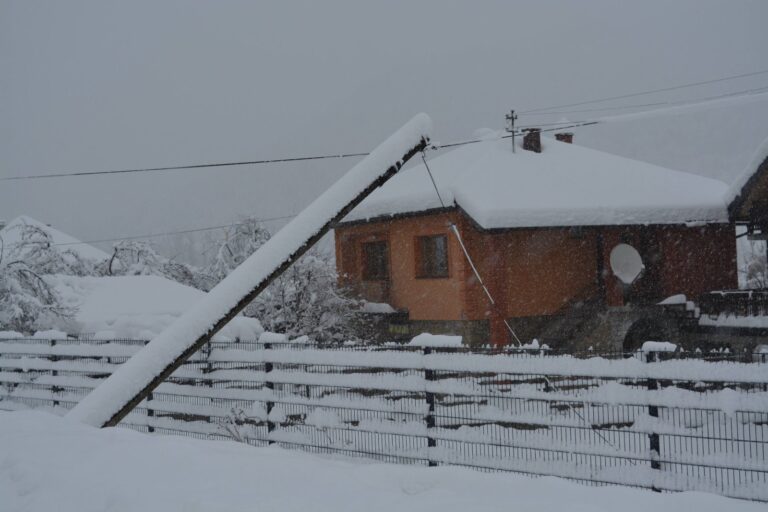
left=1, top=337, right=767, bottom=501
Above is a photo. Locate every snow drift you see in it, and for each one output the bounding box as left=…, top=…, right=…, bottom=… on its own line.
left=1, top=411, right=763, bottom=512
left=49, top=274, right=263, bottom=340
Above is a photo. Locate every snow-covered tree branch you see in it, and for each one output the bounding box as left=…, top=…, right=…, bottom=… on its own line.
left=101, top=239, right=207, bottom=290
left=0, top=224, right=80, bottom=333
left=205, top=217, right=362, bottom=341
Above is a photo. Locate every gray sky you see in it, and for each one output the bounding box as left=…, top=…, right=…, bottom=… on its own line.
left=2, top=0, right=768, bottom=262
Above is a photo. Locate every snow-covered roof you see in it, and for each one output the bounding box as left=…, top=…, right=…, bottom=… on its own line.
left=574, top=95, right=768, bottom=187
left=725, top=135, right=768, bottom=213
left=346, top=137, right=730, bottom=229
left=49, top=275, right=263, bottom=341
left=570, top=95, right=768, bottom=213
left=0, top=215, right=110, bottom=262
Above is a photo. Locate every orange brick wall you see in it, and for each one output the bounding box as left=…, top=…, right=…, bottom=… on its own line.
left=336, top=212, right=600, bottom=324
left=336, top=211, right=738, bottom=344
left=458, top=224, right=600, bottom=342
left=335, top=212, right=467, bottom=320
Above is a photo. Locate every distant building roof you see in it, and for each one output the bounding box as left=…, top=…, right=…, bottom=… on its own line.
left=0, top=215, right=110, bottom=262
left=346, top=136, right=730, bottom=229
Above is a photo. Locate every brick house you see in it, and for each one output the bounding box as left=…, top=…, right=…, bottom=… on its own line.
left=335, top=130, right=756, bottom=349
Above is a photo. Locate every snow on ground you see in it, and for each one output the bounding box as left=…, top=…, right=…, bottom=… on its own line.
left=48, top=275, right=263, bottom=340
left=347, top=136, right=729, bottom=229
left=1, top=411, right=763, bottom=512
left=0, top=215, right=109, bottom=262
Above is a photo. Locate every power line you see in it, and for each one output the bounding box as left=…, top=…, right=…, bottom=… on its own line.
left=28, top=82, right=768, bottom=251
left=6, top=74, right=768, bottom=183
left=422, top=83, right=766, bottom=153
left=519, top=68, right=768, bottom=114
left=47, top=123, right=599, bottom=249
left=520, top=83, right=768, bottom=117
left=1, top=152, right=369, bottom=182
left=519, top=100, right=674, bottom=116
left=50, top=214, right=297, bottom=248
left=47, top=125, right=603, bottom=252
left=432, top=120, right=601, bottom=150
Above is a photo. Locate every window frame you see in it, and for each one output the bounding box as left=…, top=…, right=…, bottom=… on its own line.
left=361, top=239, right=390, bottom=281
left=415, top=234, right=450, bottom=279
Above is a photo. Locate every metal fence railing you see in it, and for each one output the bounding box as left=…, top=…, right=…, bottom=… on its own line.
left=0, top=337, right=766, bottom=501
left=699, top=290, right=768, bottom=318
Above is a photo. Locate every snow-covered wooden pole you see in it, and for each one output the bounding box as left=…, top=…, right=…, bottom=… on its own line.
left=68, top=113, right=433, bottom=427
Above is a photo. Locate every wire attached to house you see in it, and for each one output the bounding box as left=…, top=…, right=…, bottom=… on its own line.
left=449, top=224, right=523, bottom=346
left=420, top=151, right=523, bottom=346
left=421, top=152, right=447, bottom=208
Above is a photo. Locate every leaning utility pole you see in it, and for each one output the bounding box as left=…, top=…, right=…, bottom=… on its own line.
left=67, top=113, right=433, bottom=428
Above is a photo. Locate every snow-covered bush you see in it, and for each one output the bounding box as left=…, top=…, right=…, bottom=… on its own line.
left=247, top=250, right=361, bottom=341
left=206, top=218, right=271, bottom=283
left=102, top=240, right=206, bottom=290
left=2, top=223, right=95, bottom=277
left=0, top=265, right=75, bottom=333
left=205, top=217, right=361, bottom=341
left=0, top=225, right=78, bottom=333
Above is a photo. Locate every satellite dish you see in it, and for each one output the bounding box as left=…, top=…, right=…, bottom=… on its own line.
left=610, top=244, right=644, bottom=285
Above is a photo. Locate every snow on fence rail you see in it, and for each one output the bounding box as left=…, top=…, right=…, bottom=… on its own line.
left=1, top=337, right=767, bottom=501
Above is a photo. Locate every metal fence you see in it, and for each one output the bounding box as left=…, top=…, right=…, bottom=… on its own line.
left=0, top=337, right=766, bottom=501
left=699, top=289, right=768, bottom=318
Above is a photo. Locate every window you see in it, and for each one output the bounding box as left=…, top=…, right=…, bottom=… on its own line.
left=417, top=235, right=449, bottom=278
left=362, top=240, right=389, bottom=280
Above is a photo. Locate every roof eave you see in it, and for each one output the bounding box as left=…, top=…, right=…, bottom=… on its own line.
left=336, top=204, right=729, bottom=233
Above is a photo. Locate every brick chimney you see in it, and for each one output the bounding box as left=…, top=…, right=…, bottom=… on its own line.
left=555, top=132, right=574, bottom=144
left=522, top=128, right=541, bottom=153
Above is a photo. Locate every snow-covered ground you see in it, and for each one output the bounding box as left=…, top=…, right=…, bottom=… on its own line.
left=1, top=410, right=763, bottom=512
left=48, top=274, right=264, bottom=340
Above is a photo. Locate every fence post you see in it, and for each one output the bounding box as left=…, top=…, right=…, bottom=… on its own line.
left=203, top=341, right=213, bottom=389
left=423, top=346, right=437, bottom=467
left=645, top=351, right=661, bottom=491
left=264, top=342, right=275, bottom=445
left=147, top=392, right=155, bottom=433
left=49, top=339, right=59, bottom=407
